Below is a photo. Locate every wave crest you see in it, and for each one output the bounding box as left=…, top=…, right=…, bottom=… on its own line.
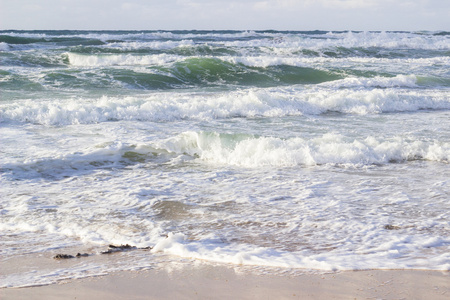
left=156, top=131, right=450, bottom=167
left=1, top=88, right=449, bottom=125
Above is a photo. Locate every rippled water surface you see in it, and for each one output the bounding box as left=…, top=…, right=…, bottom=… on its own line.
left=1, top=30, right=449, bottom=287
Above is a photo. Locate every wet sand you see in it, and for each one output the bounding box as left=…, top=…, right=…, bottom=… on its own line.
left=2, top=265, right=449, bottom=300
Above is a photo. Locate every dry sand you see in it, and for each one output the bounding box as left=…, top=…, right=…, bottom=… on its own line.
left=2, top=264, right=449, bottom=300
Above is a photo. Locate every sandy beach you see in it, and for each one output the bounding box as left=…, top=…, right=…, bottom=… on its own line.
left=2, top=264, right=448, bottom=300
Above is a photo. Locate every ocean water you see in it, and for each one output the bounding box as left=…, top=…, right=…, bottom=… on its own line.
left=1, top=30, right=449, bottom=287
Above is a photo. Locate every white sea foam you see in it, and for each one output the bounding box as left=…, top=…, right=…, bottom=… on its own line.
left=0, top=42, right=10, bottom=51
left=66, top=52, right=179, bottom=67
left=231, top=56, right=450, bottom=68
left=104, top=39, right=195, bottom=51
left=222, top=31, right=450, bottom=50
left=156, top=131, right=450, bottom=167
left=318, top=74, right=419, bottom=88
left=148, top=231, right=450, bottom=271
left=320, top=31, right=450, bottom=50
left=1, top=88, right=448, bottom=125
left=2, top=142, right=449, bottom=278
left=2, top=159, right=448, bottom=278
left=65, top=51, right=450, bottom=69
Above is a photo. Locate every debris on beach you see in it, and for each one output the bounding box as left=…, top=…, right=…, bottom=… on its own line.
left=100, top=244, right=152, bottom=254
left=101, top=244, right=136, bottom=254
left=384, top=224, right=401, bottom=230
left=53, top=254, right=75, bottom=259
left=109, top=244, right=134, bottom=249
left=53, top=253, right=90, bottom=259
left=53, top=244, right=153, bottom=259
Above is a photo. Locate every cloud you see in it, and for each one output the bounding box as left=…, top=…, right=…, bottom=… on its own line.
left=0, top=0, right=448, bottom=30
left=319, top=0, right=377, bottom=9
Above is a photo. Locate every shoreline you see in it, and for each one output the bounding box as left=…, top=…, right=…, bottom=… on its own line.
left=2, top=265, right=449, bottom=300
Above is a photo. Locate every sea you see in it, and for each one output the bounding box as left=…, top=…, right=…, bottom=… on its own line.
left=1, top=30, right=449, bottom=288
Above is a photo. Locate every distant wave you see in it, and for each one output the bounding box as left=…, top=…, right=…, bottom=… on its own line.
left=433, top=31, right=450, bottom=36
left=2, top=30, right=449, bottom=51
left=0, top=34, right=106, bottom=46
left=65, top=52, right=450, bottom=68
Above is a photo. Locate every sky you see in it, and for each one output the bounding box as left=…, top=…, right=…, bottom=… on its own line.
left=0, top=0, right=449, bottom=31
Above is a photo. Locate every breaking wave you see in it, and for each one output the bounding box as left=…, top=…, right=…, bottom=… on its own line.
left=156, top=131, right=450, bottom=167
left=1, top=88, right=449, bottom=125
